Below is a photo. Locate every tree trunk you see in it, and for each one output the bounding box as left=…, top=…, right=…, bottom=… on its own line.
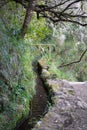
left=21, top=0, right=36, bottom=38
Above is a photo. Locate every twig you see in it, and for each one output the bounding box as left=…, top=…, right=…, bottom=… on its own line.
left=58, top=48, right=87, bottom=68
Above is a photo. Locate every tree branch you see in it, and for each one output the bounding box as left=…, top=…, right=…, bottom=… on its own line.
left=2, top=0, right=87, bottom=36
left=58, top=48, right=87, bottom=68
left=59, top=0, right=84, bottom=17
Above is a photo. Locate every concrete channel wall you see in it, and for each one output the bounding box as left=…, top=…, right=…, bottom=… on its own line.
left=33, top=59, right=87, bottom=130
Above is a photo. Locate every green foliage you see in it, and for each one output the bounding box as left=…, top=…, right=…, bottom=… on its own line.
left=0, top=34, right=36, bottom=129
left=0, top=1, right=87, bottom=130
left=25, top=15, right=52, bottom=43
left=42, top=27, right=87, bottom=81
left=0, top=1, right=53, bottom=129
left=0, top=1, right=25, bottom=36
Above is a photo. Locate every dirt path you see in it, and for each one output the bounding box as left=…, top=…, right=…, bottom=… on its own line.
left=34, top=79, right=87, bottom=130
left=33, top=60, right=87, bottom=130
left=69, top=81, right=87, bottom=103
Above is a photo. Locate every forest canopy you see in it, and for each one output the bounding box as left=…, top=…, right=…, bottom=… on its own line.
left=0, top=0, right=87, bottom=37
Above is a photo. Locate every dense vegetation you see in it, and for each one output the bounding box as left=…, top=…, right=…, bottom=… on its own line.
left=0, top=2, right=52, bottom=129
left=0, top=1, right=87, bottom=130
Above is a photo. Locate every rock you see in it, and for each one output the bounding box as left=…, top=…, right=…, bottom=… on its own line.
left=41, top=69, right=50, bottom=79
left=38, top=59, right=49, bottom=70
left=34, top=59, right=87, bottom=130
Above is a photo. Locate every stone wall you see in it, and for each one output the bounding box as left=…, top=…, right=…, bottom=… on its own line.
left=33, top=59, right=87, bottom=130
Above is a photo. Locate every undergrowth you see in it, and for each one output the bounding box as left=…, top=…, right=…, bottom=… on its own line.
left=0, top=1, right=87, bottom=130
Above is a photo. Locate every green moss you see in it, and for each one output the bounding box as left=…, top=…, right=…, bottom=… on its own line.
left=68, top=90, right=75, bottom=95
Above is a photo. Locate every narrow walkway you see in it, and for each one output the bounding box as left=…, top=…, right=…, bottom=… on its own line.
left=33, top=59, right=87, bottom=130
left=33, top=78, right=87, bottom=130
left=69, top=81, right=87, bottom=103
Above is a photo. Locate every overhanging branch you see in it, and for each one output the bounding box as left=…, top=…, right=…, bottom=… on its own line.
left=1, top=0, right=87, bottom=37
left=58, top=48, right=87, bottom=68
